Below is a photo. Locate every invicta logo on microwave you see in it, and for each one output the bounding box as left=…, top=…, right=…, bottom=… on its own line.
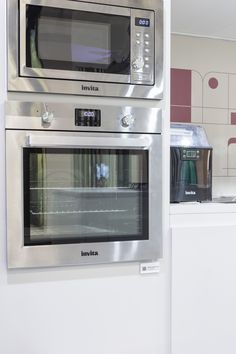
left=81, top=85, right=99, bottom=92
left=81, top=251, right=99, bottom=257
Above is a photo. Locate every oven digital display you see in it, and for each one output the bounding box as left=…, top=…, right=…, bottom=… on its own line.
left=135, top=17, right=150, bottom=27
left=75, top=109, right=101, bottom=127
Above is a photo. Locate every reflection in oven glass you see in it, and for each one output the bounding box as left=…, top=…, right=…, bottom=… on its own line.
left=23, top=148, right=148, bottom=245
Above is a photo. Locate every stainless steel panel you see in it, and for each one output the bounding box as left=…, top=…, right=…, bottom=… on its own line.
left=20, top=68, right=131, bottom=84
left=25, top=134, right=151, bottom=149
left=5, top=101, right=162, bottom=134
left=130, top=9, right=154, bottom=85
left=8, top=0, right=163, bottom=99
left=6, top=129, right=162, bottom=269
left=21, top=0, right=131, bottom=16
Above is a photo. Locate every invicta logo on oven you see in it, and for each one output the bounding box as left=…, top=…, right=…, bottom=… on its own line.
left=81, top=251, right=99, bottom=257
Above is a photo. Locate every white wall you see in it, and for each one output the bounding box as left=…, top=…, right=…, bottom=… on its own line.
left=171, top=34, right=236, bottom=196
left=0, top=2, right=171, bottom=354
left=172, top=34, right=236, bottom=73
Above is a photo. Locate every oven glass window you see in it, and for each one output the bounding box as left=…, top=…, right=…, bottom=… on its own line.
left=26, top=5, right=130, bottom=75
left=23, top=148, right=148, bottom=245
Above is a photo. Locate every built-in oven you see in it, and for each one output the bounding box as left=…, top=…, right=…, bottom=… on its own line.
left=5, top=102, right=162, bottom=268
left=8, top=0, right=163, bottom=99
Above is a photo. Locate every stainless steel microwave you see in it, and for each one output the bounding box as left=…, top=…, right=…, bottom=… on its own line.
left=8, top=0, right=163, bottom=100
left=5, top=101, right=163, bottom=268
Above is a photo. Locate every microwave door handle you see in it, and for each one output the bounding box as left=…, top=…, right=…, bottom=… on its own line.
left=25, top=134, right=150, bottom=149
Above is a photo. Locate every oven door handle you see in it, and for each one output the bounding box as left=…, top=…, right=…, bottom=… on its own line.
left=25, top=134, right=151, bottom=149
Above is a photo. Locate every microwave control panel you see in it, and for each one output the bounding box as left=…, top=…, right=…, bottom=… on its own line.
left=131, top=9, right=155, bottom=86
left=75, top=109, right=101, bottom=127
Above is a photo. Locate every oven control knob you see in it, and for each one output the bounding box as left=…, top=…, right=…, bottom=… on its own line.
left=132, top=57, right=144, bottom=71
left=121, top=114, right=134, bottom=128
left=42, top=111, right=54, bottom=124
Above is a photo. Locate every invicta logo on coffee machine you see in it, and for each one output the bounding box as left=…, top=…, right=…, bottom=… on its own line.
left=81, top=250, right=99, bottom=257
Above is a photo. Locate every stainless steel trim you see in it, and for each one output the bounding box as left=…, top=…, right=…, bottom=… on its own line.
left=21, top=0, right=131, bottom=16
left=20, top=68, right=131, bottom=84
left=26, top=134, right=151, bottom=148
left=19, top=0, right=26, bottom=81
left=8, top=0, right=163, bottom=99
left=5, top=101, right=162, bottom=134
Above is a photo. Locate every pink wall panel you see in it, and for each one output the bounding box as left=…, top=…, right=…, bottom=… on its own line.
left=171, top=68, right=192, bottom=122
left=171, top=106, right=191, bottom=123
left=171, top=68, right=192, bottom=106
left=231, top=113, right=236, bottom=125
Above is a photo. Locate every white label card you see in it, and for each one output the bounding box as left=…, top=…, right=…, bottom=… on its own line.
left=140, top=261, right=160, bottom=274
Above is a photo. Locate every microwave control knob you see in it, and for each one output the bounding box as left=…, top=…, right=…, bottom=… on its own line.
left=42, top=111, right=54, bottom=124
left=121, top=114, right=134, bottom=128
left=132, top=57, right=144, bottom=71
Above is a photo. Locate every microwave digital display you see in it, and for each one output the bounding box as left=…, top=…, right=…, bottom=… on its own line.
left=135, top=17, right=150, bottom=27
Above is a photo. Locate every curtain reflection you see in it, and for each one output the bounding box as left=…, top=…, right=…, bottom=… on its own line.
left=30, top=148, right=146, bottom=190
left=73, top=149, right=136, bottom=188
left=30, top=152, right=45, bottom=226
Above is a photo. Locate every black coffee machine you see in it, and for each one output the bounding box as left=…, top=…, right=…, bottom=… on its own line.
left=170, top=124, right=212, bottom=203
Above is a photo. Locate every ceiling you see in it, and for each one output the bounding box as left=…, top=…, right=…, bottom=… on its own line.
left=171, top=0, right=236, bottom=41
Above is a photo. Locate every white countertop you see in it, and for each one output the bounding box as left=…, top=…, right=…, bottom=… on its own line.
left=170, top=201, right=236, bottom=227
left=170, top=201, right=236, bottom=214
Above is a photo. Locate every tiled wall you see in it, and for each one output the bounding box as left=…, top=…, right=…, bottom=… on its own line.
left=171, top=35, right=236, bottom=196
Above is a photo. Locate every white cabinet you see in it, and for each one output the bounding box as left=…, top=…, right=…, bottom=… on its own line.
left=171, top=205, right=236, bottom=354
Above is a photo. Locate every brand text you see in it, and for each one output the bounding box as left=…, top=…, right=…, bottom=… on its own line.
left=81, top=250, right=99, bottom=257
left=81, top=85, right=99, bottom=92
left=185, top=191, right=196, bottom=195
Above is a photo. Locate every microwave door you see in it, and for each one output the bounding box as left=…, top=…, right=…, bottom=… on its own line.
left=20, top=0, right=131, bottom=83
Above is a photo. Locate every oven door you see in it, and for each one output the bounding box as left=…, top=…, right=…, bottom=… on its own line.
left=6, top=131, right=162, bottom=268
left=20, top=0, right=131, bottom=84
